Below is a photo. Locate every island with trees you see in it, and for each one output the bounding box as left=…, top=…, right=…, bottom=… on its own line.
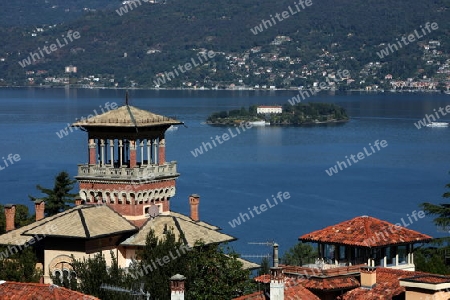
left=206, top=103, right=349, bottom=126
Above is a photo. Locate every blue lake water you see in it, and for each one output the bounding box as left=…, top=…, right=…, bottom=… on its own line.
left=0, top=87, right=449, bottom=261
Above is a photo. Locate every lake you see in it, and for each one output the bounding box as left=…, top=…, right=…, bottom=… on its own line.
left=0, top=87, right=449, bottom=260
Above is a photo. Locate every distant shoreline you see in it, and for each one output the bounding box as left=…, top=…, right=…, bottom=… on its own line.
left=0, top=85, right=447, bottom=94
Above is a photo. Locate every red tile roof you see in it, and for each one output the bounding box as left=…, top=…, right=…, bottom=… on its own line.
left=284, top=278, right=321, bottom=300
left=301, top=276, right=360, bottom=291
left=0, top=281, right=99, bottom=300
left=401, top=274, right=450, bottom=284
left=246, top=276, right=320, bottom=299
left=340, top=268, right=426, bottom=300
left=254, top=274, right=270, bottom=284
left=233, top=291, right=266, bottom=300
left=300, top=215, right=432, bottom=247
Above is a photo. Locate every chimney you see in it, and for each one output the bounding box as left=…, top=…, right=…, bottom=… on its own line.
left=189, top=194, right=200, bottom=222
left=270, top=267, right=284, bottom=300
left=360, top=266, right=377, bottom=289
left=273, top=243, right=279, bottom=267
left=170, top=274, right=186, bottom=300
left=4, top=204, right=16, bottom=231
left=34, top=200, right=45, bottom=221
left=75, top=196, right=83, bottom=206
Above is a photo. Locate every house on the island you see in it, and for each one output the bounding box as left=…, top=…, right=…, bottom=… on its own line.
left=0, top=101, right=258, bottom=285
left=257, top=106, right=283, bottom=114
left=235, top=215, right=436, bottom=300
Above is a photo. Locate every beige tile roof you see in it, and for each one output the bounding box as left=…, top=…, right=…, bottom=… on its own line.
left=169, top=211, right=220, bottom=230
left=234, top=257, right=261, bottom=270
left=22, top=205, right=137, bottom=239
left=0, top=216, right=55, bottom=246
left=121, top=213, right=236, bottom=247
left=71, top=105, right=183, bottom=128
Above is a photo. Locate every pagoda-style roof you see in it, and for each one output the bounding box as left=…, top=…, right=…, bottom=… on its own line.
left=71, top=105, right=182, bottom=128
left=300, top=215, right=432, bottom=247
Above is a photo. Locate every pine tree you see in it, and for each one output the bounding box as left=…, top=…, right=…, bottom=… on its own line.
left=421, top=175, right=450, bottom=231
left=281, top=242, right=317, bottom=266
left=29, top=171, right=77, bottom=217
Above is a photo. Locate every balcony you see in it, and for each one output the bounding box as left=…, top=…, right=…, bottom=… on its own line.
left=76, top=161, right=178, bottom=181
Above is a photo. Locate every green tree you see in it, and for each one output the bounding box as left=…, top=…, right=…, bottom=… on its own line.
left=129, top=229, right=255, bottom=299
left=64, top=251, right=130, bottom=300
left=0, top=247, right=42, bottom=282
left=281, top=242, right=317, bottom=266
left=130, top=228, right=187, bottom=299
left=67, top=229, right=255, bottom=299
left=414, top=245, right=450, bottom=275
left=29, top=171, right=77, bottom=217
left=421, top=173, right=450, bottom=231
left=258, top=256, right=270, bottom=276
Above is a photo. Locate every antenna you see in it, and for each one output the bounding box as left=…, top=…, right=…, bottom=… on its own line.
left=246, top=241, right=277, bottom=266
left=100, top=283, right=150, bottom=300
left=248, top=241, right=275, bottom=246
left=125, top=91, right=129, bottom=106
left=241, top=254, right=271, bottom=259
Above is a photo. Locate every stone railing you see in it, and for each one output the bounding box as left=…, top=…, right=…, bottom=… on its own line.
left=77, top=161, right=178, bottom=180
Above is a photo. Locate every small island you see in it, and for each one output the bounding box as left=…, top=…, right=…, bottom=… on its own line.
left=206, top=103, right=349, bottom=126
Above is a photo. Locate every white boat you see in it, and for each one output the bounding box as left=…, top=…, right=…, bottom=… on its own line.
left=167, top=125, right=178, bottom=131
left=426, top=122, right=449, bottom=127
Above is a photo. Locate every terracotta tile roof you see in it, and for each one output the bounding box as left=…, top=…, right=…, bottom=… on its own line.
left=340, top=267, right=425, bottom=300
left=255, top=272, right=361, bottom=292
left=236, top=278, right=320, bottom=300
left=300, top=215, right=432, bottom=247
left=121, top=212, right=236, bottom=247
left=233, top=291, right=266, bottom=300
left=0, top=281, right=99, bottom=299
left=285, top=278, right=321, bottom=300
left=22, top=205, right=138, bottom=239
left=71, top=105, right=182, bottom=128
left=254, top=274, right=270, bottom=283
left=301, top=276, right=360, bottom=291
left=401, top=274, right=450, bottom=284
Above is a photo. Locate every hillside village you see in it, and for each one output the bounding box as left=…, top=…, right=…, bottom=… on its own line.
left=9, top=33, right=450, bottom=91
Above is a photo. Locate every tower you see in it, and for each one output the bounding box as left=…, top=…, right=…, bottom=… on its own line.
left=72, top=100, right=183, bottom=220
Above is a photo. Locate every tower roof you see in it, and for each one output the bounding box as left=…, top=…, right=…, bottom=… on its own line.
left=300, top=215, right=432, bottom=247
left=71, top=105, right=182, bottom=128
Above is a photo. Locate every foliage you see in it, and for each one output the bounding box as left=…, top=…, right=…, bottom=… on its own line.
left=29, top=171, right=77, bottom=217
left=421, top=177, right=450, bottom=230
left=281, top=242, right=317, bottom=266
left=258, top=256, right=270, bottom=276
left=414, top=245, right=450, bottom=275
left=63, top=251, right=131, bottom=300
left=1, top=0, right=449, bottom=87
left=184, top=242, right=256, bottom=299
left=0, top=247, right=42, bottom=282
left=129, top=228, right=188, bottom=299
left=66, top=229, right=255, bottom=299
left=129, top=228, right=256, bottom=299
